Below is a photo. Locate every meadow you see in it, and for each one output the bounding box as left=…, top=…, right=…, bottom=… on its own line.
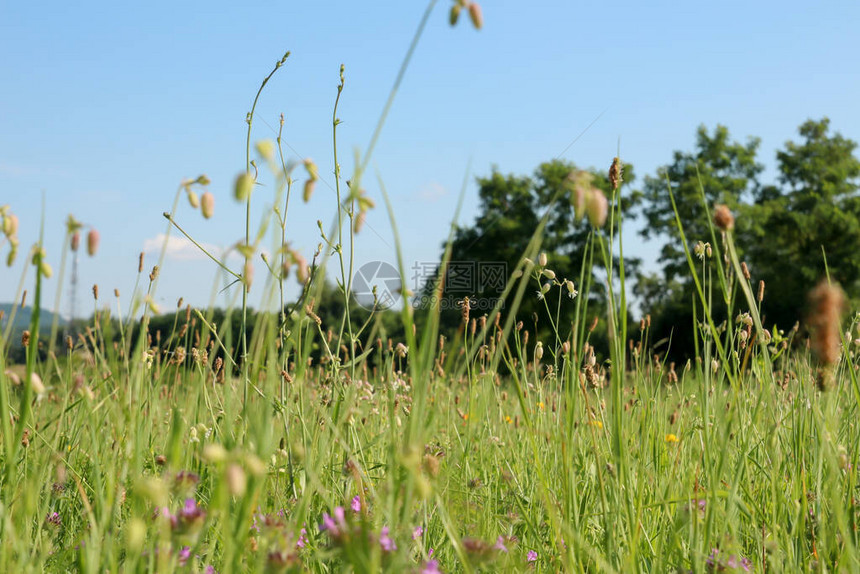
left=2, top=3, right=860, bottom=573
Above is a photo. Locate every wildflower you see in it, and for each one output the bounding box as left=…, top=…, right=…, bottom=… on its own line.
left=70, top=231, right=80, bottom=251
left=379, top=526, right=397, bottom=552
left=421, top=560, right=442, bottom=574
left=413, top=525, right=424, bottom=540
left=706, top=548, right=751, bottom=572
left=665, top=434, right=679, bottom=443
left=30, top=372, right=45, bottom=395
left=504, top=416, right=513, bottom=424
left=534, top=342, right=544, bottom=361
left=187, top=190, right=200, bottom=209
left=321, top=506, right=347, bottom=539
left=542, top=268, right=556, bottom=280
left=178, top=546, right=192, bottom=566
left=494, top=536, right=508, bottom=553
left=713, top=205, right=734, bottom=231
left=351, top=495, right=361, bottom=513
left=539, top=252, right=548, bottom=267
left=694, top=241, right=711, bottom=260
left=589, top=420, right=603, bottom=429
left=565, top=280, right=578, bottom=299
left=537, top=282, right=551, bottom=300
left=527, top=550, right=538, bottom=562
left=45, top=512, right=61, bottom=526
left=296, top=527, right=309, bottom=548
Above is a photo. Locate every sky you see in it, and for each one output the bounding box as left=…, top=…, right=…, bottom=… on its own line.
left=2, top=0, right=859, bottom=319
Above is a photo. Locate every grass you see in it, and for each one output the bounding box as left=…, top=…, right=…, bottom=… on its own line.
left=2, top=3, right=860, bottom=572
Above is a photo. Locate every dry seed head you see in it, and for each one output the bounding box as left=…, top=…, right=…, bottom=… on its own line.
left=21, top=330, right=30, bottom=347
left=87, top=229, right=100, bottom=256
left=758, top=280, right=765, bottom=302
left=138, top=252, right=144, bottom=273
left=609, top=157, right=623, bottom=191
left=200, top=192, right=215, bottom=219
left=92, top=284, right=99, bottom=300
left=243, top=259, right=254, bottom=292
left=807, top=280, right=846, bottom=367
left=714, top=204, right=734, bottom=231
left=741, top=262, right=750, bottom=280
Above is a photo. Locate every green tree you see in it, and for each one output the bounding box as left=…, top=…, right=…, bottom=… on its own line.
left=743, top=118, right=860, bottom=330
left=637, top=125, right=763, bottom=358
left=421, top=159, right=638, bottom=349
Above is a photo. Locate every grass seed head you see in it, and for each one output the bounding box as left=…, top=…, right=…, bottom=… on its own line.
left=807, top=280, right=846, bottom=368
left=714, top=204, right=734, bottom=231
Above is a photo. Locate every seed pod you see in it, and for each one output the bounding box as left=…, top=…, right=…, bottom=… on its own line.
left=303, top=179, right=316, bottom=203
left=87, top=229, right=100, bottom=256
left=234, top=172, right=254, bottom=201
left=2, top=213, right=18, bottom=237
left=200, top=192, right=215, bottom=219
left=187, top=190, right=200, bottom=208
left=449, top=3, right=461, bottom=25
left=586, top=189, right=608, bottom=228
left=468, top=2, right=483, bottom=29
left=70, top=231, right=80, bottom=252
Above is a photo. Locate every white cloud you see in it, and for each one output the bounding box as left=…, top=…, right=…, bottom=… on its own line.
left=414, top=182, right=448, bottom=202
left=142, top=233, right=226, bottom=262
left=142, top=233, right=270, bottom=264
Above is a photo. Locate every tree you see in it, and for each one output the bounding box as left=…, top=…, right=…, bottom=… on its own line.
left=637, top=126, right=764, bottom=358
left=640, top=125, right=764, bottom=282
left=420, top=159, right=639, bottom=349
left=743, top=118, right=860, bottom=330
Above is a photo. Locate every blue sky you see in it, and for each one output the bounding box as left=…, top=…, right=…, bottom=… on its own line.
left=2, top=0, right=859, bottom=318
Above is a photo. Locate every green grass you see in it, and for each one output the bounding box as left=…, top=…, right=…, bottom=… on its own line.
left=2, top=3, right=860, bottom=572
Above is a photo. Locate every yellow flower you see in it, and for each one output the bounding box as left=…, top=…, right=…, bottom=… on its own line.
left=665, top=433, right=679, bottom=443
left=504, top=416, right=513, bottom=424
left=589, top=420, right=603, bottom=429
left=537, top=401, right=545, bottom=411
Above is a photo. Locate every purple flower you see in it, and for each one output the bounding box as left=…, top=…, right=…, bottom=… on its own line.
left=413, top=526, right=424, bottom=540
left=379, top=526, right=397, bottom=552
left=421, top=559, right=442, bottom=574
left=706, top=548, right=751, bottom=572
left=493, top=536, right=508, bottom=553
left=177, top=546, right=192, bottom=566
left=296, top=527, right=308, bottom=548
left=527, top=550, right=538, bottom=563
left=204, top=567, right=217, bottom=574
left=321, top=506, right=347, bottom=539
left=351, top=495, right=361, bottom=513
left=45, top=512, right=61, bottom=527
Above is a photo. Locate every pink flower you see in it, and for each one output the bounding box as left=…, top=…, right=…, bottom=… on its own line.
left=413, top=526, right=424, bottom=540
left=379, top=526, right=397, bottom=552
left=527, top=550, right=538, bottom=563
left=494, top=536, right=508, bottom=553
left=421, top=559, right=442, bottom=573
left=296, top=527, right=308, bottom=548
left=351, top=495, right=361, bottom=513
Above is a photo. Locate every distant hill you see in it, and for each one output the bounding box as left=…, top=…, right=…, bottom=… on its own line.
left=0, top=303, right=68, bottom=332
